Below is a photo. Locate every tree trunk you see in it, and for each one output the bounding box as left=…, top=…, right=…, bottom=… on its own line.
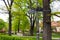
left=43, top=0, right=52, bottom=40
left=8, top=10, right=12, bottom=36
left=15, top=31, right=17, bottom=34
left=30, top=19, right=34, bottom=36
left=23, top=30, right=25, bottom=36
left=17, top=19, right=20, bottom=33
left=30, top=15, right=35, bottom=36
left=18, top=24, right=20, bottom=33
left=2, top=0, right=14, bottom=36
left=30, top=22, right=34, bottom=36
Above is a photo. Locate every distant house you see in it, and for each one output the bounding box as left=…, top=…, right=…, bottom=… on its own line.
left=40, top=21, right=60, bottom=32
left=51, top=21, right=60, bottom=32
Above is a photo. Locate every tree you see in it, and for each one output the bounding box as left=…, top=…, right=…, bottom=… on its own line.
left=12, top=0, right=43, bottom=36
left=26, top=0, right=37, bottom=36
left=12, top=0, right=35, bottom=36
left=12, top=16, right=20, bottom=34
left=2, top=0, right=14, bottom=36
left=12, top=13, right=29, bottom=35
left=12, top=1, right=30, bottom=35
left=43, top=0, right=52, bottom=40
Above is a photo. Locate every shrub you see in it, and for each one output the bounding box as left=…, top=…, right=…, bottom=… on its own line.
left=0, top=35, right=21, bottom=40
left=0, top=35, right=38, bottom=40
left=0, top=35, right=56, bottom=40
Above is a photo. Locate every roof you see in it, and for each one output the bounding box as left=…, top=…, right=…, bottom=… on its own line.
left=40, top=21, right=60, bottom=27
left=51, top=21, right=60, bottom=27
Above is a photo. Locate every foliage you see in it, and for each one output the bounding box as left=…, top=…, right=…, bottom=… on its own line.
left=0, top=35, right=21, bottom=40
left=0, top=35, right=59, bottom=40
left=0, top=19, right=6, bottom=30
left=11, top=0, right=30, bottom=33
left=0, top=35, right=41, bottom=40
left=12, top=15, right=30, bottom=32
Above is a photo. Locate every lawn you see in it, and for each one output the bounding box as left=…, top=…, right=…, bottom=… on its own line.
left=52, top=32, right=60, bottom=38
left=0, top=32, right=60, bottom=40
left=0, top=35, right=59, bottom=40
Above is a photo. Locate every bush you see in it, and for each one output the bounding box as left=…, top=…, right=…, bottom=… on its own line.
left=0, top=35, right=56, bottom=40
left=0, top=35, right=21, bottom=40
left=0, top=35, right=40, bottom=40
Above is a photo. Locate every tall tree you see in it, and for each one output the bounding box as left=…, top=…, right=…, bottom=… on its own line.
left=13, top=0, right=36, bottom=36
left=27, top=0, right=43, bottom=36
left=12, top=2, right=30, bottom=35
left=2, top=0, right=14, bottom=36
left=12, top=0, right=43, bottom=36
left=43, top=0, right=52, bottom=40
left=12, top=16, right=20, bottom=34
left=27, top=0, right=36, bottom=36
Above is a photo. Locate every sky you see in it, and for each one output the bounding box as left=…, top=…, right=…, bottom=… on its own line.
left=0, top=0, right=8, bottom=22
left=50, top=0, right=60, bottom=21
left=50, top=0, right=60, bottom=13
left=0, top=0, right=60, bottom=22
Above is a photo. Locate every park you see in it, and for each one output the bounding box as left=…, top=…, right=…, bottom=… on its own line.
left=0, top=0, right=60, bottom=40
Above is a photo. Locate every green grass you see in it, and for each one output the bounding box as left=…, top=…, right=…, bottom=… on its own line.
left=0, top=35, right=42, bottom=40
left=0, top=32, right=60, bottom=40
left=36, top=32, right=60, bottom=38
left=52, top=32, right=60, bottom=38
left=0, top=35, right=59, bottom=40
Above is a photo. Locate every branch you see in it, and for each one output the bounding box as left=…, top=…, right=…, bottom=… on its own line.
left=7, top=0, right=10, bottom=6
left=14, top=2, right=21, bottom=8
left=9, top=0, right=14, bottom=9
left=25, top=13, right=31, bottom=19
left=14, top=2, right=26, bottom=14
left=10, top=0, right=14, bottom=6
left=52, top=14, right=60, bottom=18
left=28, top=0, right=33, bottom=9
left=3, top=0, right=9, bottom=10
left=33, top=16, right=36, bottom=24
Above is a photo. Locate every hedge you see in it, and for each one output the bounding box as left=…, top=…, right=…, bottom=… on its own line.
left=0, top=35, right=57, bottom=40
left=0, top=35, right=42, bottom=40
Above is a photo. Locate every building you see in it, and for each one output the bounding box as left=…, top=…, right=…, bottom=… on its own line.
left=40, top=21, right=60, bottom=32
